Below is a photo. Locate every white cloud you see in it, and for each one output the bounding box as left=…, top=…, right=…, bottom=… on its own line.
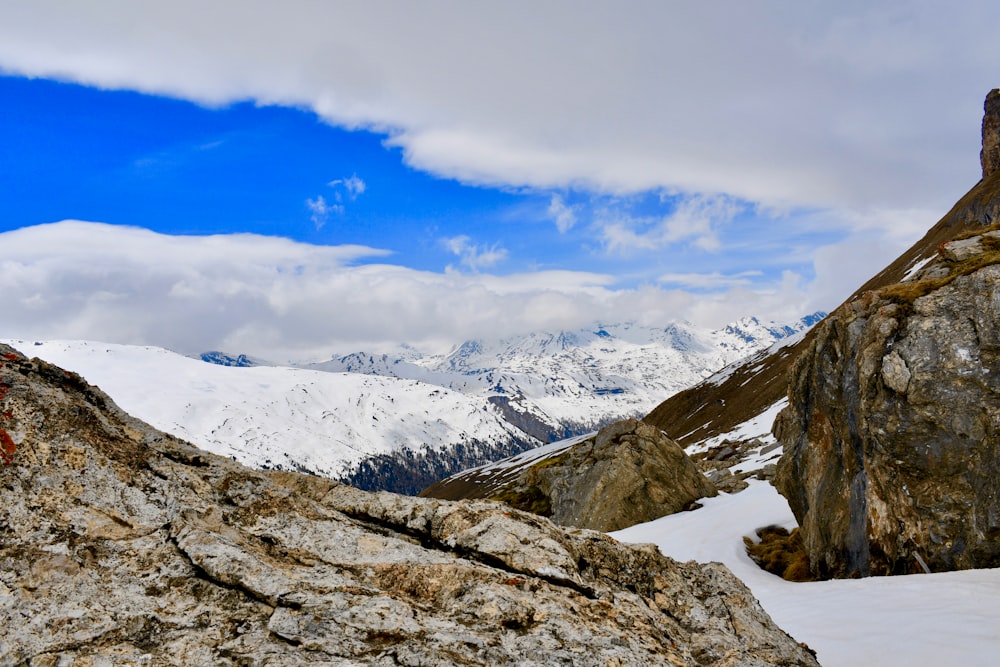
left=443, top=235, right=508, bottom=271
left=547, top=194, right=578, bottom=233
left=329, top=173, right=366, bottom=199
left=0, top=221, right=840, bottom=361
left=0, top=2, right=994, bottom=214
left=305, top=195, right=342, bottom=229
left=598, top=194, right=744, bottom=253
left=658, top=271, right=763, bottom=290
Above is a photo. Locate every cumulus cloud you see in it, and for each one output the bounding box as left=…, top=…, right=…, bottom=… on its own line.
left=658, top=271, right=764, bottom=290
left=0, top=2, right=995, bottom=214
left=0, top=221, right=842, bottom=361
left=307, top=174, right=367, bottom=228
left=305, top=195, right=342, bottom=229
left=0, top=4, right=983, bottom=363
left=328, top=173, right=366, bottom=199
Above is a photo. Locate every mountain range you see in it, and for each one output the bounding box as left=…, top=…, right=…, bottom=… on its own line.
left=1, top=314, right=820, bottom=494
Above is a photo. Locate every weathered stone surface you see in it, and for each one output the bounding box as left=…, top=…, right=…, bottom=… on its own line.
left=427, top=418, right=718, bottom=532
left=0, top=346, right=817, bottom=665
left=775, top=237, right=1000, bottom=578
left=939, top=230, right=1000, bottom=262
left=983, top=88, right=1000, bottom=178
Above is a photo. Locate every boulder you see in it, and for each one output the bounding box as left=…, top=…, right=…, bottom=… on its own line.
left=482, top=418, right=718, bottom=532
left=775, top=235, right=1000, bottom=578
left=0, top=345, right=817, bottom=665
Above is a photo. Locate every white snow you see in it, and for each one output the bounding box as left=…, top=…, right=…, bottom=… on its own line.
left=902, top=254, right=936, bottom=282
left=612, top=480, right=1000, bottom=667
left=436, top=430, right=596, bottom=495
left=2, top=339, right=533, bottom=478
left=307, top=316, right=821, bottom=433
left=0, top=313, right=821, bottom=482
left=471, top=431, right=594, bottom=475
left=685, top=397, right=788, bottom=474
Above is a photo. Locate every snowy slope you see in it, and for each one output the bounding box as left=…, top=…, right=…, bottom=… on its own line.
left=613, top=481, right=1000, bottom=667
left=1, top=313, right=820, bottom=493
left=2, top=339, right=534, bottom=482
left=308, top=315, right=824, bottom=435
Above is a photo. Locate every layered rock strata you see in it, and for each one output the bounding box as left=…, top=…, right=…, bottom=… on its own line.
left=0, top=345, right=816, bottom=665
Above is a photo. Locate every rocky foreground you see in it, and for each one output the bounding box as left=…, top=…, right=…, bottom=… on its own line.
left=0, top=345, right=817, bottom=666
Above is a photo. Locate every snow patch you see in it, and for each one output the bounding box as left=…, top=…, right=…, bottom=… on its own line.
left=613, top=481, right=1000, bottom=667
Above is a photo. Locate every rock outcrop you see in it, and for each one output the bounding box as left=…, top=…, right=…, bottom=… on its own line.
left=0, top=345, right=817, bottom=665
left=774, top=229, right=1000, bottom=578
left=422, top=418, right=718, bottom=532
left=982, top=88, right=1000, bottom=178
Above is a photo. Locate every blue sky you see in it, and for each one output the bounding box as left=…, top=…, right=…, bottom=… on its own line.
left=0, top=2, right=998, bottom=360
left=0, top=75, right=832, bottom=283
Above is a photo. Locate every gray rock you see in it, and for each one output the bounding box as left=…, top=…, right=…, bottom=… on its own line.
left=0, top=345, right=818, bottom=666
left=460, top=418, right=718, bottom=532
left=939, top=230, right=1000, bottom=262
left=880, top=349, right=911, bottom=394
left=775, top=258, right=1000, bottom=578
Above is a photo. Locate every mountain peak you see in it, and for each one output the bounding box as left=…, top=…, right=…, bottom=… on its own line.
left=982, top=88, right=1000, bottom=179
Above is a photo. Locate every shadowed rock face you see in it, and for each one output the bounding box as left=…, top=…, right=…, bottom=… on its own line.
left=982, top=88, right=1000, bottom=178
left=0, top=345, right=817, bottom=666
left=775, top=232, right=1000, bottom=578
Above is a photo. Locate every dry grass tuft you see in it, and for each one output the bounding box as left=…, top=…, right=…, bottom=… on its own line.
left=744, top=525, right=814, bottom=582
left=491, top=484, right=552, bottom=517
left=880, top=248, right=1000, bottom=311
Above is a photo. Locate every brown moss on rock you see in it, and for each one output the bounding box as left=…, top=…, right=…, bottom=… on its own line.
left=744, top=526, right=814, bottom=582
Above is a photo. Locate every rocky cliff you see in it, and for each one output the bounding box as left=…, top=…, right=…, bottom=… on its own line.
left=422, top=419, right=717, bottom=532
left=0, top=345, right=817, bottom=665
left=774, top=226, right=1000, bottom=578
left=982, top=88, right=1000, bottom=178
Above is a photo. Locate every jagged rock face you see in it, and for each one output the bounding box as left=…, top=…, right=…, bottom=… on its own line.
left=774, top=233, right=1000, bottom=578
left=983, top=88, right=1000, bottom=178
left=425, top=418, right=717, bottom=533
left=0, top=345, right=817, bottom=665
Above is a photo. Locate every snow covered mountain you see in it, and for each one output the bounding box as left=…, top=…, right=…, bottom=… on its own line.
left=304, top=314, right=825, bottom=441
left=1, top=339, right=535, bottom=494
left=1, top=313, right=821, bottom=494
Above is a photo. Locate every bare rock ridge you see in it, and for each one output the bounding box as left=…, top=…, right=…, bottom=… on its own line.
left=421, top=418, right=718, bottom=532
left=0, top=345, right=817, bottom=665
left=774, top=226, right=1000, bottom=578
left=982, top=88, right=1000, bottom=178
